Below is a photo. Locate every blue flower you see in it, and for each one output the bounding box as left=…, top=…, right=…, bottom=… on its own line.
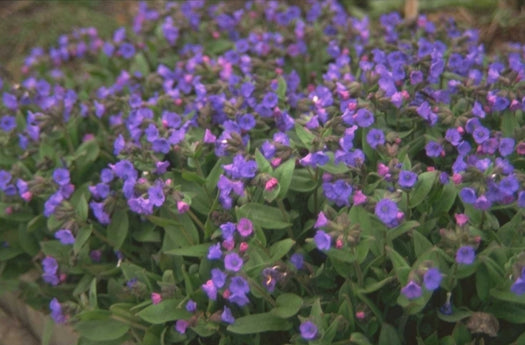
left=375, top=198, right=399, bottom=226
left=456, top=246, right=475, bottom=265
left=401, top=281, right=422, bottom=300
left=55, top=229, right=75, bottom=245
left=314, top=230, right=331, bottom=251
left=300, top=321, right=318, bottom=340
left=398, top=171, right=418, bottom=188
left=423, top=268, right=442, bottom=291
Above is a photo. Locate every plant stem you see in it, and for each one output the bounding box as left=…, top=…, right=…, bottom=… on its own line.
left=187, top=208, right=206, bottom=233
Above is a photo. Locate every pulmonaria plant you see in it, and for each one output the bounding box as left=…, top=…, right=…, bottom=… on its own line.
left=1, top=1, right=525, bottom=344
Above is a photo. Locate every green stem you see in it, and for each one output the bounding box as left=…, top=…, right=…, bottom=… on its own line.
left=313, top=168, right=320, bottom=215
left=276, top=199, right=294, bottom=240
left=187, top=209, right=206, bottom=233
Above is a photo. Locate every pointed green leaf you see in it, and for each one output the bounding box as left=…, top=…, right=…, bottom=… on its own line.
left=226, top=313, right=292, bottom=334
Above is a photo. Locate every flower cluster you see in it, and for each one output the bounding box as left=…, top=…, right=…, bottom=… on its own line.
left=0, top=0, right=525, bottom=344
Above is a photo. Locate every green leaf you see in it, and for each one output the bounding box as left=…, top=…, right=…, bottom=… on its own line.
left=205, top=159, right=224, bottom=192
left=73, top=140, right=100, bottom=167
left=412, top=230, right=433, bottom=258
left=107, top=209, right=128, bottom=249
left=409, top=171, right=437, bottom=208
left=387, top=220, right=419, bottom=242
left=276, top=76, right=287, bottom=100
left=327, top=248, right=356, bottom=263
left=255, top=149, right=272, bottom=174
left=378, top=323, right=401, bottom=345
left=475, top=265, right=490, bottom=301
left=164, top=243, right=210, bottom=257
left=75, top=194, right=89, bottom=222
left=349, top=332, right=373, bottom=345
left=289, top=169, right=316, bottom=192
left=132, top=53, right=150, bottom=75
left=136, top=299, right=190, bottom=324
left=236, top=203, right=291, bottom=229
left=433, top=182, right=457, bottom=214
left=437, top=307, right=472, bottom=323
left=74, top=226, right=92, bottom=254
left=75, top=319, right=130, bottom=341
left=89, top=278, right=98, bottom=309
left=269, top=239, right=295, bottom=262
left=274, top=158, right=295, bottom=199
left=386, top=246, right=410, bottom=281
left=271, top=293, right=303, bottom=318
left=359, top=276, right=396, bottom=294
left=294, top=124, right=315, bottom=149
left=490, top=288, right=525, bottom=305
left=227, top=313, right=292, bottom=334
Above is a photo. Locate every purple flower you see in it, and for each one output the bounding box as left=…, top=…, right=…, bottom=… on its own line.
left=202, top=280, right=217, bottom=300
left=118, top=43, right=135, bottom=59
left=175, top=320, right=189, bottom=334
left=207, top=243, right=222, bottom=260
left=186, top=300, right=197, bottom=313
left=425, top=141, right=443, bottom=158
left=375, top=198, right=399, bottom=225
left=499, top=138, right=515, bottom=157
left=445, top=128, right=462, bottom=146
left=366, top=128, right=385, bottom=149
left=55, top=229, right=75, bottom=245
left=229, top=276, right=250, bottom=295
left=398, top=171, right=418, bottom=188
left=456, top=246, right=475, bottom=265
left=314, top=230, right=331, bottom=251
left=355, top=108, right=374, bottom=127
left=314, top=211, right=328, bottom=228
left=224, top=252, right=243, bottom=272
left=148, top=181, right=165, bottom=207
left=472, top=126, right=490, bottom=144
left=223, top=154, right=257, bottom=179
left=323, top=180, right=352, bottom=206
left=401, top=281, right=422, bottom=300
left=42, top=256, right=59, bottom=285
left=511, top=276, right=525, bottom=296
left=50, top=298, right=65, bottom=324
left=423, top=268, right=442, bottom=291
left=237, top=218, right=253, bottom=237
left=300, top=321, right=318, bottom=340
left=262, top=92, right=278, bottom=108
left=0, top=115, right=16, bottom=132
left=0, top=170, right=11, bottom=190
left=290, top=253, right=304, bottom=269
left=53, top=168, right=70, bottom=186
left=221, top=306, right=235, bottom=324
left=459, top=187, right=476, bottom=204
left=211, top=268, right=227, bottom=288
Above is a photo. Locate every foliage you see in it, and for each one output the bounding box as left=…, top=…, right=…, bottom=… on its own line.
left=1, top=1, right=525, bottom=344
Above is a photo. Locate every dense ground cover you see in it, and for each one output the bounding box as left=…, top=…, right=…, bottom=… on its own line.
left=1, top=1, right=525, bottom=344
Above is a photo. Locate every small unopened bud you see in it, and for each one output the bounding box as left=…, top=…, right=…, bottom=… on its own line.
left=265, top=177, right=278, bottom=191
left=222, top=239, right=235, bottom=251
left=21, top=191, right=32, bottom=202
left=335, top=238, right=344, bottom=249
left=177, top=201, right=189, bottom=214
left=239, top=242, right=249, bottom=253
left=452, top=173, right=462, bottom=184
left=151, top=292, right=162, bottom=305
left=271, top=157, right=282, bottom=168
left=222, top=289, right=231, bottom=299
left=355, top=311, right=366, bottom=320
left=455, top=213, right=469, bottom=226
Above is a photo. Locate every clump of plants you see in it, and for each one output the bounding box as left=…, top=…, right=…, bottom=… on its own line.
left=1, top=1, right=525, bottom=344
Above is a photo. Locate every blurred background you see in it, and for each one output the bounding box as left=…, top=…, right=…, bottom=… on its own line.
left=0, top=0, right=524, bottom=79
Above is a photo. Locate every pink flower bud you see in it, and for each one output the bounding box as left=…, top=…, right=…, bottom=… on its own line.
left=452, top=173, right=462, bottom=184
left=457, top=126, right=464, bottom=135
left=212, top=31, right=220, bottom=39
left=222, top=239, right=235, bottom=251
left=322, top=173, right=332, bottom=182
left=335, top=238, right=343, bottom=249
left=355, top=311, right=366, bottom=320
left=427, top=166, right=435, bottom=172
left=151, top=292, right=162, bottom=305
left=517, top=142, right=525, bottom=155
left=239, top=242, right=249, bottom=253
left=222, top=289, right=231, bottom=299
left=174, top=99, right=182, bottom=106
left=82, top=133, right=94, bottom=142
left=271, top=157, right=282, bottom=168
left=265, top=177, right=278, bottom=191
left=165, top=179, right=172, bottom=186
left=5, top=206, right=13, bottom=215
left=353, top=190, right=367, bottom=206
left=21, top=191, right=32, bottom=202
left=59, top=273, right=67, bottom=283
left=377, top=163, right=389, bottom=177
left=275, top=68, right=283, bottom=75
left=454, top=213, right=469, bottom=226
left=177, top=201, right=189, bottom=214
